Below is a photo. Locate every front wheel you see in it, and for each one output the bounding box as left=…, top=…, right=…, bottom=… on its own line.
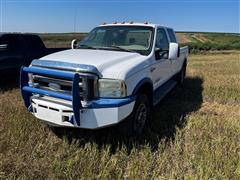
left=132, top=94, right=150, bottom=136
left=117, top=94, right=150, bottom=137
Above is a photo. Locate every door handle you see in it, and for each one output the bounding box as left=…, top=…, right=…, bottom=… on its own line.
left=150, top=67, right=156, bottom=73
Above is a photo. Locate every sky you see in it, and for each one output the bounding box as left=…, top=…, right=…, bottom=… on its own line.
left=0, top=0, right=239, bottom=33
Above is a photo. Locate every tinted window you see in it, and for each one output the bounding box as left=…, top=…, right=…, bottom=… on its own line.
left=23, top=35, right=45, bottom=50
left=8, top=35, right=25, bottom=51
left=167, top=29, right=177, bottom=43
left=0, top=35, right=25, bottom=52
left=156, top=28, right=169, bottom=50
left=0, top=35, right=21, bottom=52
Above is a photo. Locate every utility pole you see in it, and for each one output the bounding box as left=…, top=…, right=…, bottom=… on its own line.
left=0, top=0, right=3, bottom=32
left=74, top=9, right=77, bottom=33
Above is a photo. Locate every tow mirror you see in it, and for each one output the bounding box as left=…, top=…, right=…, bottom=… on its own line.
left=168, top=43, right=179, bottom=60
left=71, top=39, right=77, bottom=49
left=155, top=48, right=169, bottom=60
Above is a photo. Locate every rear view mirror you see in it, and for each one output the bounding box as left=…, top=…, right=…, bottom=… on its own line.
left=71, top=39, right=77, bottom=49
left=168, top=43, right=179, bottom=60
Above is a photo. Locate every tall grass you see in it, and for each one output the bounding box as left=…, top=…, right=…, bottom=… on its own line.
left=0, top=52, right=239, bottom=179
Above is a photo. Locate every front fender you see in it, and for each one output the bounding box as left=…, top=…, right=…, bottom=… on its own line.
left=132, top=78, right=153, bottom=95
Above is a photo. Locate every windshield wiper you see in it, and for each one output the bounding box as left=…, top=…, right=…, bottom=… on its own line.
left=77, top=44, right=96, bottom=49
left=104, top=46, right=137, bottom=53
left=78, top=45, right=139, bottom=54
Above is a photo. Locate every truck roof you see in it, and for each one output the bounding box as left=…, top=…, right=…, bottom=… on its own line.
left=0, top=33, right=38, bottom=37
left=99, top=22, right=171, bottom=29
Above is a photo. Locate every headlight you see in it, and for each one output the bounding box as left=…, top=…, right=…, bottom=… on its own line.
left=98, top=79, right=127, bottom=98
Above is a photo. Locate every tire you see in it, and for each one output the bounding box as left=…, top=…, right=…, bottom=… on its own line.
left=117, top=94, right=150, bottom=137
left=177, top=64, right=186, bottom=86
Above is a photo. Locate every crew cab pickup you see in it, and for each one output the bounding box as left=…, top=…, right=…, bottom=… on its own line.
left=20, top=23, right=188, bottom=135
left=0, top=33, right=67, bottom=75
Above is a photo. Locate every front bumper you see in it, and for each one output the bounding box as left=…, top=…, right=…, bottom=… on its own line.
left=31, top=96, right=135, bottom=129
left=20, top=63, right=135, bottom=129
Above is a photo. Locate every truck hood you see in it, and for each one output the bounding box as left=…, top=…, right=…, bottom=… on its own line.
left=40, top=49, right=147, bottom=79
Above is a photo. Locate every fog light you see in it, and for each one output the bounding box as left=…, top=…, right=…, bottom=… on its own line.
left=62, top=116, right=69, bottom=122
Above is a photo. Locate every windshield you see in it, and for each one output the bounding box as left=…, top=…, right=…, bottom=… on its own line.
left=77, top=26, right=154, bottom=55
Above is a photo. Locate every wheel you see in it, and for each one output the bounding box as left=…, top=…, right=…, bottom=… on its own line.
left=177, top=64, right=186, bottom=86
left=117, top=94, right=150, bottom=137
left=132, top=94, right=150, bottom=135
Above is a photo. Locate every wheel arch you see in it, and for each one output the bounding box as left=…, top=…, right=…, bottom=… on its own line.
left=132, top=78, right=154, bottom=106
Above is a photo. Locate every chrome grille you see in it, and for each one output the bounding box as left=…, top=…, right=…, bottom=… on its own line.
left=31, top=74, right=97, bottom=101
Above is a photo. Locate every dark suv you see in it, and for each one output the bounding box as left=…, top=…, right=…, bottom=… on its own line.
left=0, top=33, right=67, bottom=75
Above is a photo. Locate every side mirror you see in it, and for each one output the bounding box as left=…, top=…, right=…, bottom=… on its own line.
left=168, top=43, right=179, bottom=60
left=71, top=39, right=77, bottom=49
left=155, top=48, right=169, bottom=60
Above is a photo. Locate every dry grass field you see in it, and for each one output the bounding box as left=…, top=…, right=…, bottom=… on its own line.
left=0, top=51, right=239, bottom=179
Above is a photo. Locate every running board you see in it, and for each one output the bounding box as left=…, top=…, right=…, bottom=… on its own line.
left=153, top=80, right=177, bottom=106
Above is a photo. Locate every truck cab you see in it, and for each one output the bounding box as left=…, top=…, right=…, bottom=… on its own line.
left=20, top=23, right=188, bottom=136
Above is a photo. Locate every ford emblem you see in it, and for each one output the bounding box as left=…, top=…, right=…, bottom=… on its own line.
left=48, top=83, right=61, bottom=91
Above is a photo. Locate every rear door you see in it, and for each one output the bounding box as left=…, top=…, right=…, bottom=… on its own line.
left=151, top=28, right=172, bottom=90
left=166, top=28, right=181, bottom=74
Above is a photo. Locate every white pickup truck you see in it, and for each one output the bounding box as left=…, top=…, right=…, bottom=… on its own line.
left=20, top=23, right=188, bottom=135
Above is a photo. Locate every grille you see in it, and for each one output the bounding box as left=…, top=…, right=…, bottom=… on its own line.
left=31, top=74, right=97, bottom=101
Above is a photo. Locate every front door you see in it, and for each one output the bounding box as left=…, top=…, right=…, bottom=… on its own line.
left=151, top=28, right=172, bottom=90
